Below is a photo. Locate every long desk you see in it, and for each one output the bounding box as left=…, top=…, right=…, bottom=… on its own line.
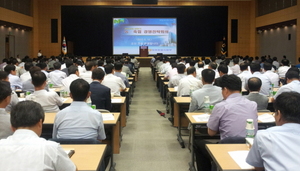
left=62, top=144, right=107, bottom=171
left=206, top=144, right=254, bottom=171
left=185, top=112, right=275, bottom=171
left=173, top=96, right=191, bottom=148
left=63, top=97, right=127, bottom=127
left=44, top=112, right=121, bottom=154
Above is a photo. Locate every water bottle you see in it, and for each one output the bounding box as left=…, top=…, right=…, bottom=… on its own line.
left=203, top=96, right=210, bottom=114
left=269, top=84, right=274, bottom=97
left=246, top=119, right=255, bottom=138
left=86, top=97, right=92, bottom=107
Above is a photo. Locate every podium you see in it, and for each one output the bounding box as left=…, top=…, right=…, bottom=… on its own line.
left=139, top=46, right=148, bottom=57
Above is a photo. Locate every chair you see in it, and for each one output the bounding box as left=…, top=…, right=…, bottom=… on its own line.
left=219, top=137, right=246, bottom=144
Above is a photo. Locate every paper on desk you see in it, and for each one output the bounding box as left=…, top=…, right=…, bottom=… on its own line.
left=111, top=98, right=122, bottom=103
left=18, top=98, right=26, bottom=101
left=228, top=151, right=254, bottom=169
left=62, top=98, right=68, bottom=102
left=258, top=113, right=275, bottom=123
left=192, top=114, right=210, bottom=122
left=102, top=114, right=115, bottom=121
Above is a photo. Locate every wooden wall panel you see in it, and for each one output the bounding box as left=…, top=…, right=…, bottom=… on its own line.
left=37, top=1, right=252, bottom=57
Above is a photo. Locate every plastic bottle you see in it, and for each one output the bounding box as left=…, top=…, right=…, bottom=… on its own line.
left=203, top=96, right=210, bottom=114
left=269, top=83, right=274, bottom=97
left=246, top=119, right=255, bottom=138
left=86, top=97, right=92, bottom=107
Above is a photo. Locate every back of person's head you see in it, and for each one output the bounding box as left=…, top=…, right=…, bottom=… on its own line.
left=282, top=59, right=289, bottom=66
left=263, top=62, right=272, bottom=71
left=204, top=59, right=210, bottom=65
left=92, top=68, right=105, bottom=80
left=12, top=59, right=18, bottom=65
left=217, top=64, right=228, bottom=74
left=171, top=62, right=177, bottom=68
left=104, top=64, right=114, bottom=74
left=98, top=60, right=104, bottom=66
left=233, top=58, right=239, bottom=64
left=274, top=92, right=300, bottom=124
left=250, top=63, right=260, bottom=72
left=285, top=70, right=299, bottom=80
left=68, top=65, right=78, bottom=75
left=248, top=77, right=262, bottom=91
left=211, top=56, right=216, bottom=62
left=53, top=62, right=61, bottom=69
left=201, top=69, right=215, bottom=84
left=0, top=81, right=12, bottom=103
left=220, top=74, right=241, bottom=92
left=198, top=61, right=204, bottom=68
left=0, top=71, right=8, bottom=81
left=190, top=60, right=196, bottom=67
left=4, top=64, right=15, bottom=74
left=10, top=101, right=45, bottom=129
left=186, top=66, right=196, bottom=75
left=29, top=66, right=42, bottom=77
left=239, top=62, right=248, bottom=71
left=24, top=62, right=34, bottom=71
left=39, top=62, right=47, bottom=70
left=85, top=61, right=95, bottom=71
left=70, top=79, right=90, bottom=101
left=32, top=71, right=46, bottom=87
left=209, top=62, right=218, bottom=70
left=177, top=64, right=185, bottom=74
left=287, top=67, right=299, bottom=74
left=114, top=62, right=123, bottom=71
left=65, top=59, right=73, bottom=68
left=273, top=57, right=277, bottom=61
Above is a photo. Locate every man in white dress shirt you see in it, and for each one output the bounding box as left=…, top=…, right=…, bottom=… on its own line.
left=0, top=71, right=19, bottom=112
left=80, top=61, right=96, bottom=84
left=26, top=71, right=63, bottom=112
left=102, top=64, right=126, bottom=96
left=48, top=62, right=67, bottom=86
left=272, top=70, right=300, bottom=101
left=160, top=59, right=172, bottom=74
left=20, top=62, right=33, bottom=83
left=230, top=58, right=240, bottom=75
left=61, top=65, right=80, bottom=93
left=263, top=62, right=279, bottom=87
left=208, top=62, right=220, bottom=79
left=196, top=61, right=204, bottom=80
left=278, top=59, right=290, bottom=85
left=237, top=62, right=252, bottom=89
left=177, top=66, right=203, bottom=96
left=164, top=62, right=178, bottom=80
left=4, top=64, right=22, bottom=89
left=0, top=101, right=77, bottom=171
left=189, top=69, right=223, bottom=112
left=245, top=63, right=271, bottom=96
left=0, top=81, right=14, bottom=139
left=38, top=62, right=49, bottom=79
left=168, top=64, right=186, bottom=88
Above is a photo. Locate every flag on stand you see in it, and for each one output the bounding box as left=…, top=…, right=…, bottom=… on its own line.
left=221, top=36, right=227, bottom=56
left=62, top=36, right=67, bottom=55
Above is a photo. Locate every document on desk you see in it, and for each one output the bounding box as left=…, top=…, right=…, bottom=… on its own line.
left=61, top=98, right=68, bottom=102
left=258, top=113, right=275, bottom=123
left=192, top=114, right=210, bottom=122
left=111, top=98, right=122, bottom=103
left=18, top=98, right=26, bottom=101
left=228, top=151, right=254, bottom=169
left=103, top=114, right=115, bottom=121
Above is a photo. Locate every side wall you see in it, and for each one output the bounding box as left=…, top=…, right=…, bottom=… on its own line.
left=256, top=0, right=300, bottom=63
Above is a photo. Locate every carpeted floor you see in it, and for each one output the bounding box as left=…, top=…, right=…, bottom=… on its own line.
left=113, top=67, right=190, bottom=171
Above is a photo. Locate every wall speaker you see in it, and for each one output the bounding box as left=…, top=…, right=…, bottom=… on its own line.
left=231, top=19, right=238, bottom=43
left=51, top=19, right=58, bottom=43
left=132, top=0, right=158, bottom=4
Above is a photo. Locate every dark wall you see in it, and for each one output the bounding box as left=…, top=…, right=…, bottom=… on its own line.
left=61, top=6, right=228, bottom=56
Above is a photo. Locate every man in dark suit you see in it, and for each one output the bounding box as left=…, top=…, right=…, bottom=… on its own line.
left=90, top=68, right=111, bottom=110
left=245, top=77, right=269, bottom=110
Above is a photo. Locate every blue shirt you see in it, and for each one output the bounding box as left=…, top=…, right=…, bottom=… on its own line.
left=247, top=123, right=300, bottom=171
left=53, top=101, right=106, bottom=140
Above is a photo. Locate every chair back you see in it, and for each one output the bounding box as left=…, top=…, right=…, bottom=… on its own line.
left=219, top=137, right=246, bottom=144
